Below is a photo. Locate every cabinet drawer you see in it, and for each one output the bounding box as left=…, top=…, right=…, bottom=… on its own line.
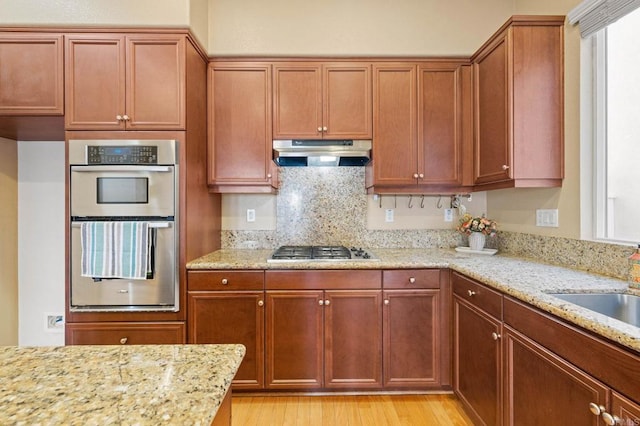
left=383, top=269, right=441, bottom=289
left=65, top=322, right=185, bottom=345
left=188, top=270, right=264, bottom=290
left=266, top=270, right=382, bottom=290
left=452, top=272, right=502, bottom=319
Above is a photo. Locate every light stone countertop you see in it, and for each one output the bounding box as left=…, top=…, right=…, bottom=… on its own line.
left=187, top=248, right=640, bottom=353
left=0, top=343, right=245, bottom=426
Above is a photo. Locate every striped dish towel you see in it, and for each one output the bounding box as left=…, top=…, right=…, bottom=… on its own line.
left=80, top=222, right=151, bottom=280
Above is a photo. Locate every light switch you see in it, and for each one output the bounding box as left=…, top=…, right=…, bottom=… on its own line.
left=246, top=209, right=256, bottom=222
left=385, top=209, right=394, bottom=222
left=536, top=209, right=559, bottom=227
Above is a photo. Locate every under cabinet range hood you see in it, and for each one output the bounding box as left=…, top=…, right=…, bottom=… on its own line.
left=273, top=139, right=372, bottom=166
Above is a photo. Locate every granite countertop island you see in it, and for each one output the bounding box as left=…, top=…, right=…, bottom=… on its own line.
left=0, top=343, right=245, bottom=426
left=188, top=248, right=640, bottom=353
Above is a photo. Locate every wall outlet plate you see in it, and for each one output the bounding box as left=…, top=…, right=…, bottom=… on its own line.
left=246, top=209, right=256, bottom=222
left=444, top=208, right=454, bottom=222
left=385, top=209, right=394, bottom=222
left=44, top=313, right=64, bottom=333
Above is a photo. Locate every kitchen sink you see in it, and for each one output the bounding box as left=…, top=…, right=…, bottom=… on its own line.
left=550, top=293, right=640, bottom=327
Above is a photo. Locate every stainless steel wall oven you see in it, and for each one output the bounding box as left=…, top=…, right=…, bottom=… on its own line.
left=68, top=139, right=179, bottom=312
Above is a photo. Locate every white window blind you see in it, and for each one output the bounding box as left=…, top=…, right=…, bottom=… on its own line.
left=568, top=0, right=640, bottom=37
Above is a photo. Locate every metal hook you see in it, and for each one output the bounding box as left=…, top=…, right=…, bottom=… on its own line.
left=436, top=196, right=442, bottom=209
left=408, top=195, right=413, bottom=209
left=421, top=195, right=425, bottom=209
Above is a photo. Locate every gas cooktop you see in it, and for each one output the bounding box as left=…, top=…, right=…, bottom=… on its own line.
left=267, top=245, right=379, bottom=263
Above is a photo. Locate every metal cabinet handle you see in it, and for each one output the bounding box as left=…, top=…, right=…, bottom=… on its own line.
left=122, top=114, right=130, bottom=121
left=384, top=299, right=390, bottom=305
left=589, top=403, right=605, bottom=416
left=319, top=300, right=324, bottom=306
left=502, top=164, right=510, bottom=170
left=322, top=126, right=328, bottom=132
left=325, top=300, right=330, bottom=306
left=413, top=173, right=419, bottom=179
left=120, top=337, right=128, bottom=344
left=267, top=173, right=272, bottom=178
left=116, top=114, right=123, bottom=121
left=257, top=300, right=264, bottom=307
left=409, top=277, right=416, bottom=284
left=467, top=290, right=476, bottom=297
left=491, top=332, right=501, bottom=340
left=317, top=127, right=323, bottom=132
left=418, top=173, right=424, bottom=178
left=221, top=278, right=228, bottom=285
left=602, top=412, right=621, bottom=425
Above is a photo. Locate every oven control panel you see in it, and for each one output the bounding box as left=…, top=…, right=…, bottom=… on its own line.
left=87, top=146, right=158, bottom=164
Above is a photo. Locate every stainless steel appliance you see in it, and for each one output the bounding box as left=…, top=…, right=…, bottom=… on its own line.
left=272, top=140, right=372, bottom=166
left=68, top=139, right=179, bottom=311
left=267, top=245, right=379, bottom=263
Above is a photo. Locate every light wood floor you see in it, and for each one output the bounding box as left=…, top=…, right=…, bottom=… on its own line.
left=232, top=394, right=474, bottom=425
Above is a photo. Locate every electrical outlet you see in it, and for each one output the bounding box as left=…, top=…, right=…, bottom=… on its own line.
left=246, top=209, right=256, bottom=223
left=385, top=209, right=394, bottom=222
left=444, top=208, right=454, bottom=222
left=536, top=209, right=559, bottom=227
left=44, top=313, right=64, bottom=333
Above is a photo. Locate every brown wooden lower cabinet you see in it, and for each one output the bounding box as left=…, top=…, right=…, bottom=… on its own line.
left=503, top=326, right=608, bottom=426
left=453, top=271, right=640, bottom=426
left=265, top=289, right=383, bottom=390
left=188, top=291, right=265, bottom=390
left=65, top=322, right=185, bottom=345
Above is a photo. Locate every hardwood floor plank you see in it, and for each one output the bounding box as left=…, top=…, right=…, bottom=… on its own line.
left=232, top=394, right=473, bottom=426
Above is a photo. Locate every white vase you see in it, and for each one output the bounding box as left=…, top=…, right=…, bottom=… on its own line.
left=468, top=232, right=486, bottom=251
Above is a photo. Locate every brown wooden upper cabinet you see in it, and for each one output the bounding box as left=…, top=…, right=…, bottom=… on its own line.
left=272, top=63, right=372, bottom=139
left=0, top=33, right=64, bottom=115
left=65, top=33, right=186, bottom=130
left=208, top=62, right=277, bottom=193
left=472, top=16, right=564, bottom=189
left=367, top=62, right=472, bottom=194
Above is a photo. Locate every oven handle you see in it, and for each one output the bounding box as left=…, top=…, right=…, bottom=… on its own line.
left=72, top=221, right=172, bottom=229
left=71, top=166, right=173, bottom=173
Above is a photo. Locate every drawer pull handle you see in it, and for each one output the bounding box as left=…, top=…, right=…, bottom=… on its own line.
left=120, top=337, right=128, bottom=345
left=221, top=279, right=228, bottom=285
left=325, top=300, right=330, bottom=306
left=491, top=332, right=501, bottom=341
left=467, top=290, right=476, bottom=297
left=319, top=300, right=324, bottom=306
left=384, top=299, right=390, bottom=305
left=409, top=277, right=416, bottom=284
left=257, top=300, right=264, bottom=307
left=589, top=403, right=605, bottom=416
left=602, top=412, right=621, bottom=425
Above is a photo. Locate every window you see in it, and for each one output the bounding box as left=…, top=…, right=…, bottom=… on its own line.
left=590, top=6, right=640, bottom=243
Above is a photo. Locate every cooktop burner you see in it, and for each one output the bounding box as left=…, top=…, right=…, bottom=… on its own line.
left=268, top=245, right=378, bottom=262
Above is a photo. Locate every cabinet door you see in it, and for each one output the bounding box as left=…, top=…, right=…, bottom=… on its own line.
left=272, top=64, right=322, bottom=139
left=453, top=296, right=502, bottom=426
left=266, top=290, right=324, bottom=389
left=503, top=326, right=609, bottom=426
left=65, top=322, right=185, bottom=345
left=208, top=63, right=274, bottom=190
left=324, top=290, right=382, bottom=389
left=418, top=63, right=464, bottom=186
left=323, top=64, right=372, bottom=139
left=610, top=392, right=640, bottom=426
left=125, top=35, right=185, bottom=130
left=65, top=34, right=126, bottom=130
left=474, top=31, right=510, bottom=185
left=384, top=289, right=440, bottom=388
left=371, top=64, right=418, bottom=187
left=0, top=33, right=63, bottom=114
left=188, top=291, right=265, bottom=389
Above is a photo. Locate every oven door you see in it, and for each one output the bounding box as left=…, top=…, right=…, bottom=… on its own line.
left=70, top=165, right=176, bottom=218
left=69, top=220, right=177, bottom=311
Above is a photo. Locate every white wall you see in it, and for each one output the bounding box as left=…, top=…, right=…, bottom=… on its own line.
left=18, top=142, right=66, bottom=346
